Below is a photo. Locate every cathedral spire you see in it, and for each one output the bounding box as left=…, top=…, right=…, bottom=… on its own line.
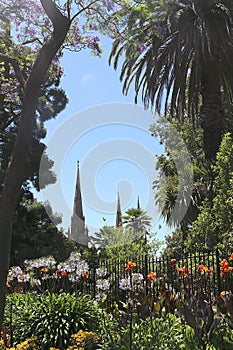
left=73, top=161, right=84, bottom=221
left=71, top=161, right=88, bottom=246
left=137, top=195, right=141, bottom=209
left=116, top=192, right=122, bottom=228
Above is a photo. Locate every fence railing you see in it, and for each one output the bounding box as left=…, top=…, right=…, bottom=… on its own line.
left=7, top=249, right=233, bottom=307
left=84, top=249, right=233, bottom=305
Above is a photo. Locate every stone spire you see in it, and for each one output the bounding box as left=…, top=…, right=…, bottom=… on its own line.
left=116, top=192, right=122, bottom=228
left=71, top=161, right=88, bottom=246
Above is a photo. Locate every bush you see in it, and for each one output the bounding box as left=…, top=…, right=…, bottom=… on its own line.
left=99, top=313, right=200, bottom=350
left=3, top=292, right=101, bottom=350
left=67, top=330, right=99, bottom=349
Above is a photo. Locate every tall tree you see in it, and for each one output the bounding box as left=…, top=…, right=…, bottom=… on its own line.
left=122, top=207, right=152, bottom=234
left=0, top=0, right=116, bottom=329
left=109, top=0, right=233, bottom=159
left=150, top=116, right=212, bottom=236
left=91, top=224, right=160, bottom=260
left=187, top=132, right=233, bottom=251
left=11, top=199, right=75, bottom=265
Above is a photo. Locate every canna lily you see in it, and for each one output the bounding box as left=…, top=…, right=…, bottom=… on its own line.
left=198, top=264, right=208, bottom=271
left=125, top=261, right=136, bottom=273
left=220, top=259, right=233, bottom=276
left=220, top=291, right=226, bottom=298
left=198, top=264, right=214, bottom=274
left=147, top=272, right=156, bottom=281
left=177, top=266, right=190, bottom=277
left=82, top=272, right=88, bottom=279
left=40, top=267, right=48, bottom=273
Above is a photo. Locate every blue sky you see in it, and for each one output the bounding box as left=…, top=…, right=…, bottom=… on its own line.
left=37, top=35, right=173, bottom=243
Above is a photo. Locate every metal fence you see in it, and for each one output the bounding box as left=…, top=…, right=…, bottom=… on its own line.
left=84, top=249, right=233, bottom=305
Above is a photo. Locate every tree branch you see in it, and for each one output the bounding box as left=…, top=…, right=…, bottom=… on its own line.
left=0, top=54, right=25, bottom=88
left=22, top=37, right=43, bottom=46
left=40, top=0, right=69, bottom=30
left=71, top=0, right=99, bottom=22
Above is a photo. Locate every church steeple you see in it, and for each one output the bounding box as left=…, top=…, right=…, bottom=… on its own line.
left=137, top=196, right=140, bottom=209
left=73, top=161, right=84, bottom=221
left=116, top=192, right=122, bottom=228
left=70, top=161, right=88, bottom=246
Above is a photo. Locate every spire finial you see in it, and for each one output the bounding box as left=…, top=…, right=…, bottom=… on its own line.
left=116, top=192, right=122, bottom=228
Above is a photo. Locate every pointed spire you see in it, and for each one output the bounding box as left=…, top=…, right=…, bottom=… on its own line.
left=116, top=192, right=122, bottom=228
left=137, top=196, right=141, bottom=209
left=73, top=161, right=84, bottom=221
left=71, top=161, right=88, bottom=246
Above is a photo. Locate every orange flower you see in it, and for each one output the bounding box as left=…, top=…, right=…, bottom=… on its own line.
left=220, top=291, right=226, bottom=298
left=171, top=259, right=176, bottom=264
left=177, top=266, right=190, bottom=277
left=147, top=272, right=156, bottom=281
left=198, top=264, right=214, bottom=274
left=127, top=261, right=136, bottom=268
left=41, top=267, right=48, bottom=273
left=220, top=259, right=233, bottom=276
left=55, top=269, right=61, bottom=275
left=125, top=261, right=136, bottom=272
left=82, top=272, right=88, bottom=279
left=229, top=253, right=233, bottom=260
left=6, top=282, right=10, bottom=288
left=61, top=271, right=67, bottom=277
left=198, top=264, right=208, bottom=271
left=220, top=259, right=229, bottom=267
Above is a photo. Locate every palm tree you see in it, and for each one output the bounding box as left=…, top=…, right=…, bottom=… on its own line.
left=122, top=208, right=152, bottom=234
left=110, top=0, right=233, bottom=159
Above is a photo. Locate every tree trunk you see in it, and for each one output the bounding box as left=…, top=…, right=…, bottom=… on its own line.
left=201, top=60, right=224, bottom=160
left=0, top=0, right=70, bottom=330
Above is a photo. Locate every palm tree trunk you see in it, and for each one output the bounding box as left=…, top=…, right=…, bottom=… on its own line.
left=201, top=60, right=224, bottom=160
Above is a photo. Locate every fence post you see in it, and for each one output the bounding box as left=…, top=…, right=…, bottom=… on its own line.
left=215, top=248, right=221, bottom=295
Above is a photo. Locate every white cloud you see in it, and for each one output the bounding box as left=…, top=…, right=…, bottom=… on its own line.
left=81, top=74, right=96, bottom=85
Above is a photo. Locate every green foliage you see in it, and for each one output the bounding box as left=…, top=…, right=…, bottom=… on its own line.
left=161, top=229, right=184, bottom=259
left=109, top=0, right=233, bottom=158
left=3, top=293, right=101, bottom=350
left=11, top=199, right=75, bottom=265
left=187, top=133, right=233, bottom=251
left=100, top=313, right=200, bottom=350
left=210, top=320, right=233, bottom=350
left=91, top=225, right=161, bottom=260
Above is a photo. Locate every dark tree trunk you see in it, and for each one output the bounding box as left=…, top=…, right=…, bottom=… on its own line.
left=201, top=60, right=224, bottom=160
left=0, top=0, right=70, bottom=330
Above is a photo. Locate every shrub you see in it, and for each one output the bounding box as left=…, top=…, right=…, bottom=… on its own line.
left=99, top=313, right=200, bottom=350
left=1, top=336, right=38, bottom=350
left=67, top=330, right=99, bottom=349
left=3, top=292, right=101, bottom=350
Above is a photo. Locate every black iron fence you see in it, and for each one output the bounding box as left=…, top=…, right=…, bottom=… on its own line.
left=7, top=249, right=233, bottom=307
left=84, top=249, right=233, bottom=305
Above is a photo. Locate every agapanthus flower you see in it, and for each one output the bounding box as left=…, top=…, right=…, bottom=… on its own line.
left=119, top=277, right=131, bottom=291
left=96, top=279, right=110, bottom=290
left=96, top=267, right=107, bottom=277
